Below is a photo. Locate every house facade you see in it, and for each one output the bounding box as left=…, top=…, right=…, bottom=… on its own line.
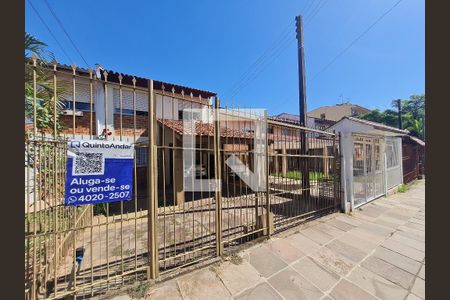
left=308, top=103, right=370, bottom=122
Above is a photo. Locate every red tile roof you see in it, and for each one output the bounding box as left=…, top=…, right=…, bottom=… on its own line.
left=158, top=119, right=253, bottom=139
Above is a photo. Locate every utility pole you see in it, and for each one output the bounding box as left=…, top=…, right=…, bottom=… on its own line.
left=296, top=15, right=310, bottom=197
left=396, top=99, right=402, bottom=130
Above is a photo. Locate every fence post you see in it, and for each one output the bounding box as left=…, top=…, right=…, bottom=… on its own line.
left=147, top=79, right=159, bottom=279
left=265, top=111, right=271, bottom=238
left=214, top=97, right=223, bottom=256
left=332, top=131, right=339, bottom=211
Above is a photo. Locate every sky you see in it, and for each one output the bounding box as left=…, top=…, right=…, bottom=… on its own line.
left=25, top=0, right=424, bottom=116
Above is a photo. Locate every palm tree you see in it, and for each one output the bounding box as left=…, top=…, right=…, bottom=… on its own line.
left=25, top=32, right=66, bottom=135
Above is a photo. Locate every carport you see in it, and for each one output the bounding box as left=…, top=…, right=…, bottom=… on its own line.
left=329, top=117, right=408, bottom=212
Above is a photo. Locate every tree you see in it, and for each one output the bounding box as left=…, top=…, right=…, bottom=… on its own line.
left=361, top=94, right=425, bottom=140
left=25, top=32, right=66, bottom=136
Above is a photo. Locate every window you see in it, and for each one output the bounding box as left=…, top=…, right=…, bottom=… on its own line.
left=135, top=147, right=148, bottom=166
left=178, top=110, right=201, bottom=120
left=386, top=140, right=399, bottom=168
left=63, top=101, right=94, bottom=112
left=282, top=128, right=290, bottom=136
left=320, top=113, right=326, bottom=119
left=114, top=108, right=148, bottom=116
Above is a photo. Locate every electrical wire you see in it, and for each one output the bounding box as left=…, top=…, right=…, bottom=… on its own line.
left=311, top=0, right=404, bottom=81
left=43, top=0, right=90, bottom=67
left=26, top=0, right=73, bottom=63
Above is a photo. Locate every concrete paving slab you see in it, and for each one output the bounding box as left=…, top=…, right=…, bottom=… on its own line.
left=286, top=233, right=321, bottom=255
left=347, top=227, right=386, bottom=244
left=411, top=277, right=425, bottom=299
left=390, top=233, right=425, bottom=252
left=347, top=266, right=408, bottom=300
left=335, top=215, right=363, bottom=227
left=214, top=261, right=262, bottom=296
left=361, top=256, right=415, bottom=289
left=396, top=228, right=425, bottom=243
left=325, top=239, right=368, bottom=263
left=266, top=238, right=306, bottom=263
left=330, top=279, right=378, bottom=300
left=145, top=281, right=183, bottom=300
left=310, top=247, right=355, bottom=276
left=300, top=228, right=334, bottom=245
left=247, top=245, right=288, bottom=278
left=292, top=256, right=340, bottom=292
left=268, top=267, right=324, bottom=300
left=327, top=218, right=356, bottom=232
left=357, top=222, right=394, bottom=238
left=177, top=269, right=231, bottom=300
left=314, top=223, right=346, bottom=239
left=234, top=282, right=283, bottom=300
left=403, top=222, right=424, bottom=232
left=381, top=239, right=425, bottom=262
left=373, top=247, right=422, bottom=275
left=336, top=232, right=379, bottom=254
left=418, top=264, right=425, bottom=280
left=406, top=293, right=422, bottom=300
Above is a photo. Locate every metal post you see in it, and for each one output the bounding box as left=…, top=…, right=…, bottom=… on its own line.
left=53, top=61, right=58, bottom=138
left=214, top=97, right=223, bottom=256
left=397, top=99, right=402, bottom=130
left=147, top=79, right=159, bottom=279
left=71, top=65, right=77, bottom=138
left=296, top=15, right=310, bottom=197
left=32, top=54, right=37, bottom=138
left=332, top=132, right=339, bottom=211
left=265, top=111, right=271, bottom=238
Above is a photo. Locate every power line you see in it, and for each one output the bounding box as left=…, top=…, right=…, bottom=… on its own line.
left=311, top=0, right=404, bottom=81
left=43, top=0, right=90, bottom=67
left=227, top=29, right=296, bottom=99
left=224, top=20, right=295, bottom=98
left=224, top=1, right=331, bottom=101
left=26, top=0, right=73, bottom=63
left=305, top=0, right=330, bottom=26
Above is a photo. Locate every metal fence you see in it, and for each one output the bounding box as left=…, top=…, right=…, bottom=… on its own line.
left=24, top=59, right=341, bottom=299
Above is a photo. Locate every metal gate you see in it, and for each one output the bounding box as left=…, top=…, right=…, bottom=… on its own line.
left=24, top=59, right=341, bottom=299
left=352, top=135, right=385, bottom=208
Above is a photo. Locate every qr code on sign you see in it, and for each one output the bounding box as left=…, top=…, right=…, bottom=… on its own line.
left=73, top=153, right=105, bottom=175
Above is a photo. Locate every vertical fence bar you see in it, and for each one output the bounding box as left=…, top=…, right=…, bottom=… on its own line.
left=88, top=68, right=94, bottom=139
left=72, top=65, right=77, bottom=138
left=265, top=111, right=271, bottom=238
left=103, top=71, right=109, bottom=140
left=53, top=61, right=58, bottom=138
left=32, top=55, right=37, bottom=138
left=147, top=79, right=159, bottom=279
left=214, top=97, right=223, bottom=256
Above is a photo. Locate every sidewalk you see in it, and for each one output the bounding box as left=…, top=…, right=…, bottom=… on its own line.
left=117, top=180, right=425, bottom=300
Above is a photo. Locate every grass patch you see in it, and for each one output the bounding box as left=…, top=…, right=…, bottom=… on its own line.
left=398, top=184, right=409, bottom=193
left=127, top=281, right=150, bottom=299
left=271, top=171, right=325, bottom=180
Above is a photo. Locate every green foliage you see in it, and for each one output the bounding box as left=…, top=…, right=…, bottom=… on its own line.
left=271, top=171, right=325, bottom=180
left=361, top=94, right=425, bottom=140
left=25, top=32, right=66, bottom=135
left=398, top=184, right=409, bottom=193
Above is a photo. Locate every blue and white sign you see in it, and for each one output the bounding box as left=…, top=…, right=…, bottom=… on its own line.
left=64, top=139, right=134, bottom=206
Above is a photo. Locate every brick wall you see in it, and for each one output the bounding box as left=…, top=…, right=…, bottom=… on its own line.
left=60, top=113, right=96, bottom=136
left=25, top=113, right=97, bottom=136
left=113, top=114, right=148, bottom=137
